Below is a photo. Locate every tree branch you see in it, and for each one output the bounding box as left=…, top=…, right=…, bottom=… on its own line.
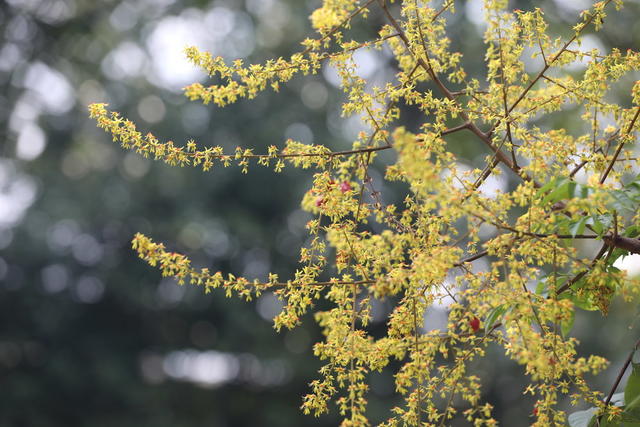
left=378, top=0, right=534, bottom=184
left=603, top=234, right=640, bottom=255
left=599, top=337, right=640, bottom=424
left=599, top=106, right=640, bottom=184
left=554, top=243, right=609, bottom=296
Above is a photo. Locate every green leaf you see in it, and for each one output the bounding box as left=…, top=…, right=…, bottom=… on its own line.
left=609, top=190, right=636, bottom=213
left=620, top=410, right=640, bottom=425
left=561, top=307, right=575, bottom=337
left=624, top=226, right=640, bottom=239
left=624, top=181, right=640, bottom=201
left=606, top=250, right=629, bottom=266
left=589, top=214, right=613, bottom=236
left=568, top=407, right=598, bottom=427
left=571, top=182, right=591, bottom=199
left=535, top=278, right=548, bottom=296
left=536, top=177, right=562, bottom=199
left=484, top=305, right=508, bottom=333
left=569, top=286, right=600, bottom=311
left=611, top=364, right=640, bottom=425
left=570, top=217, right=589, bottom=237
left=571, top=408, right=640, bottom=427
left=625, top=362, right=640, bottom=412
left=541, top=178, right=571, bottom=205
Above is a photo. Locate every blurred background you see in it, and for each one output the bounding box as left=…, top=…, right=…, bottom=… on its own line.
left=1, top=0, right=639, bottom=425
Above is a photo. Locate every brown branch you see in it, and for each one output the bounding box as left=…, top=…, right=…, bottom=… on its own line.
left=285, top=145, right=391, bottom=158
left=441, top=122, right=471, bottom=136
left=412, top=294, right=424, bottom=425
left=463, top=133, right=510, bottom=196
left=495, top=23, right=519, bottom=168
left=488, top=0, right=615, bottom=136
left=599, top=337, right=640, bottom=424
left=469, top=211, right=602, bottom=240
left=454, top=250, right=489, bottom=267
left=554, top=243, right=609, bottom=296
left=599, top=105, right=640, bottom=184
left=603, top=234, right=640, bottom=255
left=539, top=75, right=605, bottom=108
left=196, top=144, right=392, bottom=160
left=209, top=279, right=376, bottom=289
left=537, top=36, right=548, bottom=66
left=259, top=32, right=401, bottom=76
left=474, top=156, right=501, bottom=190
left=378, top=0, right=532, bottom=183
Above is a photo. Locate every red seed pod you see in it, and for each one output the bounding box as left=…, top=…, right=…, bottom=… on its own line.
left=315, top=196, right=325, bottom=207
left=339, top=181, right=352, bottom=193
left=469, top=317, right=480, bottom=332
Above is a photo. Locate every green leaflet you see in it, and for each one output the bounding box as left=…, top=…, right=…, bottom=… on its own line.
left=484, top=304, right=508, bottom=334
left=625, top=363, right=640, bottom=415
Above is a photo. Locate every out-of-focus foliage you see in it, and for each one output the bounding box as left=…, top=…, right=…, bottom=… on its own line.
left=2, top=0, right=640, bottom=426
left=1, top=0, right=339, bottom=425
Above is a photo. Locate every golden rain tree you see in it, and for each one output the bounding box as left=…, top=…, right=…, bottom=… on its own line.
left=89, top=0, right=640, bottom=425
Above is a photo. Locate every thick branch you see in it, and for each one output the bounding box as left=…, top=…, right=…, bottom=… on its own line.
left=603, top=234, right=640, bottom=255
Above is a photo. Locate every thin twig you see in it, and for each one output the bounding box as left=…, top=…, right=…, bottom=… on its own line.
left=378, top=0, right=533, bottom=183
left=454, top=250, right=489, bottom=267
left=598, top=337, right=640, bottom=423
left=599, top=106, right=640, bottom=184
left=554, top=243, right=609, bottom=296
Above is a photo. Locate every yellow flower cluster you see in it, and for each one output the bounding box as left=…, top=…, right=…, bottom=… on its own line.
left=90, top=0, right=640, bottom=425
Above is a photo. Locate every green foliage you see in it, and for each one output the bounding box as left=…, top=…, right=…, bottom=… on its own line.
left=568, top=358, right=640, bottom=427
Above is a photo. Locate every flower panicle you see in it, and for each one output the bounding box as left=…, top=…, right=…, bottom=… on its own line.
left=87, top=103, right=358, bottom=172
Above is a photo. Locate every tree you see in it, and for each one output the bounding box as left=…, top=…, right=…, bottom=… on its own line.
left=89, top=0, right=640, bottom=425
